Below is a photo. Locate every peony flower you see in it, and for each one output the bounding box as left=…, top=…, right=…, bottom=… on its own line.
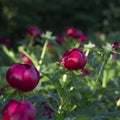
left=6, top=63, right=40, bottom=92
left=60, top=48, right=87, bottom=70
left=0, top=38, right=11, bottom=45
left=112, top=41, right=120, bottom=50
left=80, top=33, right=87, bottom=42
left=20, top=52, right=32, bottom=65
left=55, top=34, right=64, bottom=44
left=2, top=99, right=36, bottom=120
left=65, top=27, right=82, bottom=38
left=26, top=26, right=41, bottom=37
left=64, top=27, right=86, bottom=42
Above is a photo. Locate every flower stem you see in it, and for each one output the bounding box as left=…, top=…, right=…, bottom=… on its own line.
left=5, top=90, right=17, bottom=100
left=57, top=104, right=64, bottom=120
left=38, top=39, right=48, bottom=70
left=18, top=91, right=25, bottom=100
left=62, top=74, right=67, bottom=87
left=28, top=36, right=34, bottom=48
left=20, top=50, right=38, bottom=66
left=102, top=70, right=107, bottom=88
left=85, top=48, right=90, bottom=57
left=2, top=45, right=18, bottom=62
left=96, top=55, right=108, bottom=84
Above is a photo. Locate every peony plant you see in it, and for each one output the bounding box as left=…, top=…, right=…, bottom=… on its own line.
left=0, top=26, right=120, bottom=120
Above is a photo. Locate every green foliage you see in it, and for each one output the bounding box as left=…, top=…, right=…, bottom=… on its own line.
left=0, top=30, right=120, bottom=119
left=0, top=1, right=120, bottom=119
left=1, top=0, right=120, bottom=45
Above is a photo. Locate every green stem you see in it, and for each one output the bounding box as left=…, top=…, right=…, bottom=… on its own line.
left=62, top=73, right=67, bottom=87
left=96, top=55, right=108, bottom=84
left=57, top=103, right=64, bottom=120
left=41, top=71, right=65, bottom=119
left=20, top=50, right=38, bottom=66
left=18, top=91, right=25, bottom=100
left=2, top=45, right=18, bottom=62
left=38, top=39, right=48, bottom=70
left=5, top=90, right=17, bottom=100
left=57, top=112, right=64, bottom=120
left=28, top=36, right=34, bottom=48
left=102, top=70, right=107, bottom=88
left=85, top=48, right=90, bottom=57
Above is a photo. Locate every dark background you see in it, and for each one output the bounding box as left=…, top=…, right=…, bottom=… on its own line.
left=0, top=0, right=120, bottom=43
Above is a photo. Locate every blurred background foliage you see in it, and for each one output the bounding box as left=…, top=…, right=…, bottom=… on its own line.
left=0, top=0, right=120, bottom=44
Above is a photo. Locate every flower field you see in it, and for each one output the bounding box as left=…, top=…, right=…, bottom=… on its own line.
left=0, top=26, right=120, bottom=120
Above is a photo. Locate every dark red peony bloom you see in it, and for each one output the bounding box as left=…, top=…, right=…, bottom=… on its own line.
left=55, top=34, right=65, bottom=44
left=60, top=48, right=87, bottom=70
left=0, top=38, right=11, bottom=45
left=112, top=41, right=120, bottom=50
left=81, top=68, right=90, bottom=76
left=26, top=26, right=41, bottom=37
left=6, top=63, right=40, bottom=92
left=64, top=27, right=86, bottom=42
left=2, top=99, right=36, bottom=120
left=20, top=52, right=32, bottom=65
left=65, top=27, right=82, bottom=38
left=80, top=33, right=87, bottom=42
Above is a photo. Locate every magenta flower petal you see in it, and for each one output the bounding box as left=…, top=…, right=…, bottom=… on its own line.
left=55, top=34, right=64, bottom=44
left=112, top=41, right=120, bottom=50
left=60, top=48, right=87, bottom=70
left=6, top=63, right=40, bottom=92
left=26, top=26, right=41, bottom=37
left=0, top=38, right=11, bottom=45
left=20, top=52, right=32, bottom=65
left=2, top=99, right=36, bottom=120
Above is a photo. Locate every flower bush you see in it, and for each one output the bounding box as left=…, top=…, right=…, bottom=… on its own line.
left=0, top=26, right=120, bottom=120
